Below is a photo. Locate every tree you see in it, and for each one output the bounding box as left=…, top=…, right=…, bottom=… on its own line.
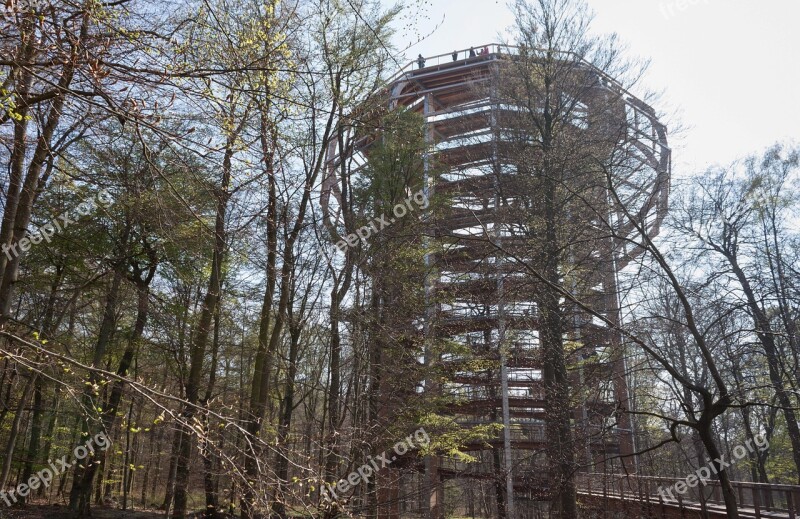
left=676, top=144, right=800, bottom=481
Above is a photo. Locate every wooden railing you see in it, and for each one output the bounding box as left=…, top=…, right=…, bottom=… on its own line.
left=385, top=43, right=643, bottom=108
left=578, top=473, right=800, bottom=518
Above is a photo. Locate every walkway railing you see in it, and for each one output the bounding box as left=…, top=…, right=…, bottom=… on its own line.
left=578, top=472, right=800, bottom=518
left=385, top=43, right=637, bottom=106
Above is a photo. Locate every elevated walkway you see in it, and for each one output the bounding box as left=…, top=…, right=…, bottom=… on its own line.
left=578, top=473, right=800, bottom=518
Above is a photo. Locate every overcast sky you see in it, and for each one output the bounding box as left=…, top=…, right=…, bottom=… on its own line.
left=390, top=0, right=799, bottom=178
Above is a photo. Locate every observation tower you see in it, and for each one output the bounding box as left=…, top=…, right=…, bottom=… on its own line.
left=322, top=44, right=670, bottom=518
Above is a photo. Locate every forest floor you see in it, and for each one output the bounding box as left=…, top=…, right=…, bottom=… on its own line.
left=0, top=505, right=167, bottom=519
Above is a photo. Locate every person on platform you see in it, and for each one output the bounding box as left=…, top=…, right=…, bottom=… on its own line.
left=482, top=45, right=490, bottom=55
left=469, top=47, right=476, bottom=57
left=417, top=54, right=426, bottom=69
left=452, top=50, right=458, bottom=61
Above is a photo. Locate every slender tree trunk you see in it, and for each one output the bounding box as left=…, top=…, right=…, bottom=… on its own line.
left=0, top=371, right=36, bottom=488
left=0, top=21, right=35, bottom=290
left=242, top=116, right=278, bottom=519
left=0, top=357, right=13, bottom=428
left=142, top=422, right=161, bottom=507
left=272, top=318, right=302, bottom=519
left=20, top=375, right=44, bottom=504
left=492, top=422, right=507, bottom=519
left=173, top=126, right=236, bottom=519
left=21, top=264, right=64, bottom=501
left=365, top=289, right=382, bottom=519
left=202, top=304, right=223, bottom=519
left=123, top=396, right=136, bottom=510
left=95, top=455, right=106, bottom=505
left=726, top=254, right=800, bottom=481
left=242, top=102, right=323, bottom=516
left=323, top=291, right=343, bottom=519
left=162, top=427, right=182, bottom=514
left=38, top=385, right=60, bottom=497
left=59, top=415, right=83, bottom=497
left=172, top=275, right=221, bottom=518
left=0, top=22, right=82, bottom=317
left=321, top=252, right=353, bottom=519
left=698, top=424, right=739, bottom=519
left=69, top=265, right=126, bottom=515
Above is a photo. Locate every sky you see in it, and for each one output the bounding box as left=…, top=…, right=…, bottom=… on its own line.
left=389, top=0, right=800, bottom=177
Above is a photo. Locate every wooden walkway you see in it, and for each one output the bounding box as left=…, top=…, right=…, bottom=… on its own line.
left=578, top=473, right=800, bottom=518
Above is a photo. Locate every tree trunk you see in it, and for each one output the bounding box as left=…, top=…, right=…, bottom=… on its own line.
left=271, top=316, right=302, bottom=519
left=172, top=129, right=235, bottom=519
left=20, top=375, right=44, bottom=504
left=202, top=304, right=223, bottom=519
left=0, top=26, right=82, bottom=317
left=22, top=264, right=64, bottom=501
left=698, top=425, right=739, bottom=518
left=162, top=427, right=183, bottom=513
left=539, top=176, right=577, bottom=519
left=242, top=105, right=322, bottom=516
left=0, top=371, right=36, bottom=488
left=69, top=265, right=127, bottom=515
left=727, top=254, right=800, bottom=481
left=0, top=21, right=36, bottom=291
left=242, top=116, right=278, bottom=519
left=123, top=396, right=136, bottom=510
left=38, top=385, right=60, bottom=497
